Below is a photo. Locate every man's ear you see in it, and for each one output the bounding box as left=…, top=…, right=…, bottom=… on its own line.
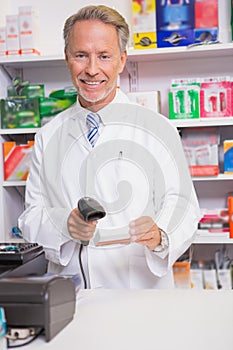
left=119, top=50, right=127, bottom=74
left=64, top=49, right=69, bottom=66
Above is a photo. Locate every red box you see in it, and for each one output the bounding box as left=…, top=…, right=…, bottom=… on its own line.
left=195, top=0, right=218, bottom=29
left=200, top=79, right=232, bottom=118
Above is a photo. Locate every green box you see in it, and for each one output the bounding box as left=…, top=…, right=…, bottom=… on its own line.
left=7, top=84, right=44, bottom=99
left=1, top=98, right=41, bottom=129
left=168, top=82, right=200, bottom=120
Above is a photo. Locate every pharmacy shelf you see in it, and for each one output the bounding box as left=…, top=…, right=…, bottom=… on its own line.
left=171, top=117, right=233, bottom=128
left=194, top=231, right=233, bottom=244
left=192, top=174, right=233, bottom=181
left=127, top=42, right=233, bottom=62
left=0, top=128, right=38, bottom=135
left=0, top=42, right=233, bottom=68
left=0, top=54, right=65, bottom=69
left=3, top=176, right=232, bottom=187
left=3, top=181, right=26, bottom=187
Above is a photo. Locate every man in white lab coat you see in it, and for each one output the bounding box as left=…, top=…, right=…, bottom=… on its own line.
left=18, top=5, right=201, bottom=289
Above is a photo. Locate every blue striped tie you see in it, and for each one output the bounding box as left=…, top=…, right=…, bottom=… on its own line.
left=86, top=112, right=100, bottom=147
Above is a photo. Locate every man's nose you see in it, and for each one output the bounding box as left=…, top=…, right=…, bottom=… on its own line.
left=85, top=56, right=100, bottom=76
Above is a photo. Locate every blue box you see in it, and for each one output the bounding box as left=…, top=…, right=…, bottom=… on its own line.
left=156, top=0, right=195, bottom=31
left=193, top=27, right=218, bottom=44
left=224, top=140, right=233, bottom=174
left=0, top=307, right=6, bottom=348
left=157, top=29, right=194, bottom=47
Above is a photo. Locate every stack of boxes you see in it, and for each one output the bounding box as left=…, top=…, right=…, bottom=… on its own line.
left=1, top=78, right=77, bottom=182
left=168, top=75, right=233, bottom=177
left=132, top=0, right=231, bottom=49
left=1, top=6, right=40, bottom=56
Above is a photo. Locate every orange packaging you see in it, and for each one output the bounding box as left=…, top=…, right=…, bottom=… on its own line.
left=173, top=261, right=191, bottom=289
left=3, top=141, right=34, bottom=181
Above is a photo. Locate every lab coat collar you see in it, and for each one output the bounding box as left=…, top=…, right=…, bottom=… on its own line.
left=67, top=88, right=130, bottom=149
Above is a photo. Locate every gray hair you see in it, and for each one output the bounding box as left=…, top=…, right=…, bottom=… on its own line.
left=63, top=5, right=129, bottom=53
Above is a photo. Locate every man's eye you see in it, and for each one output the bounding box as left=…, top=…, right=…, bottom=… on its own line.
left=101, top=55, right=110, bottom=60
left=75, top=54, right=85, bottom=59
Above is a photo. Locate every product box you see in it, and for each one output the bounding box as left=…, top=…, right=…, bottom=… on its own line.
left=203, top=269, right=218, bottom=289
left=1, top=98, right=40, bottom=129
left=0, top=27, right=6, bottom=56
left=7, top=83, right=44, bottom=99
left=157, top=29, right=194, bottom=47
left=200, top=78, right=232, bottom=118
left=224, top=140, right=233, bottom=174
left=127, top=90, right=161, bottom=113
left=0, top=308, right=6, bottom=350
left=6, top=15, right=20, bottom=55
left=168, top=81, right=200, bottom=119
left=218, top=269, right=232, bottom=289
left=156, top=0, right=195, bottom=31
left=190, top=269, right=204, bottom=289
left=193, top=27, right=218, bottom=44
left=198, top=208, right=229, bottom=233
left=173, top=261, right=191, bottom=289
left=181, top=127, right=220, bottom=176
left=195, top=0, right=218, bottom=29
left=3, top=141, right=34, bottom=181
left=18, top=6, right=40, bottom=55
left=132, top=0, right=157, bottom=49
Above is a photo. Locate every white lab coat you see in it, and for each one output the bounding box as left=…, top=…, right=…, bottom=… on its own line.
left=18, top=89, right=201, bottom=289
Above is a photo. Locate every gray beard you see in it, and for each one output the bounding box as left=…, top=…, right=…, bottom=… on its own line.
left=78, top=83, right=116, bottom=104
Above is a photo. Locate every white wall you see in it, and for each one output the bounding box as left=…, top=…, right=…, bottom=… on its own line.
left=1, top=0, right=133, bottom=55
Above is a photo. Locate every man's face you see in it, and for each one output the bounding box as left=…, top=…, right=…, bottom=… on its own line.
left=65, top=20, right=127, bottom=110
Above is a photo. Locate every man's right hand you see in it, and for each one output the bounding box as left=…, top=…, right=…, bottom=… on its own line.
left=67, top=208, right=97, bottom=242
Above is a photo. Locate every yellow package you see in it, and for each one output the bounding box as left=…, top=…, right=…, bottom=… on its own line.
left=132, top=0, right=157, bottom=49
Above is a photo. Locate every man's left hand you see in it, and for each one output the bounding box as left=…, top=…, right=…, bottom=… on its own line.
left=129, top=216, right=161, bottom=251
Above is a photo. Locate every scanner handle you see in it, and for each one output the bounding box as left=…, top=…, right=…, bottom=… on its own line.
left=77, top=197, right=106, bottom=246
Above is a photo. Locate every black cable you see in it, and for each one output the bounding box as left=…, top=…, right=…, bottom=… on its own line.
left=78, top=243, right=87, bottom=289
left=7, top=328, right=43, bottom=348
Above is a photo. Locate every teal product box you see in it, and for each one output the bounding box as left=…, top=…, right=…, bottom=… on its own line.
left=168, top=82, right=200, bottom=119
left=1, top=98, right=41, bottom=129
left=156, top=0, right=195, bottom=31
left=157, top=29, right=194, bottom=47
left=194, top=27, right=218, bottom=44
left=0, top=307, right=6, bottom=350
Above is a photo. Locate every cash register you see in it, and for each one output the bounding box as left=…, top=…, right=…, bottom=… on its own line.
left=0, top=243, right=77, bottom=342
left=0, top=242, right=47, bottom=277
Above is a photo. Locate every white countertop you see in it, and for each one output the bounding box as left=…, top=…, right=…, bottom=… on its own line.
left=18, top=289, right=233, bottom=350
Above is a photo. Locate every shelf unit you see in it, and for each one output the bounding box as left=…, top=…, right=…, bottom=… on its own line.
left=0, top=43, right=233, bottom=248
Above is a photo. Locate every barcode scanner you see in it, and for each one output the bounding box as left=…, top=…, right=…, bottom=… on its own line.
left=77, top=197, right=106, bottom=246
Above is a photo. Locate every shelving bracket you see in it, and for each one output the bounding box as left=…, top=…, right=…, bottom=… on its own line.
left=0, top=64, right=24, bottom=82
left=126, top=61, right=138, bottom=92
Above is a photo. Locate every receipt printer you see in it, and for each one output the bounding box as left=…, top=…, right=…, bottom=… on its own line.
left=0, top=275, right=76, bottom=341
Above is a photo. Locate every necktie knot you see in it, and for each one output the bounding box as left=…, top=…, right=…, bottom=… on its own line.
left=86, top=112, right=100, bottom=147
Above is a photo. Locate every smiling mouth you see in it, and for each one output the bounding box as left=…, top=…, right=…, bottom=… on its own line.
left=80, top=80, right=105, bottom=86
